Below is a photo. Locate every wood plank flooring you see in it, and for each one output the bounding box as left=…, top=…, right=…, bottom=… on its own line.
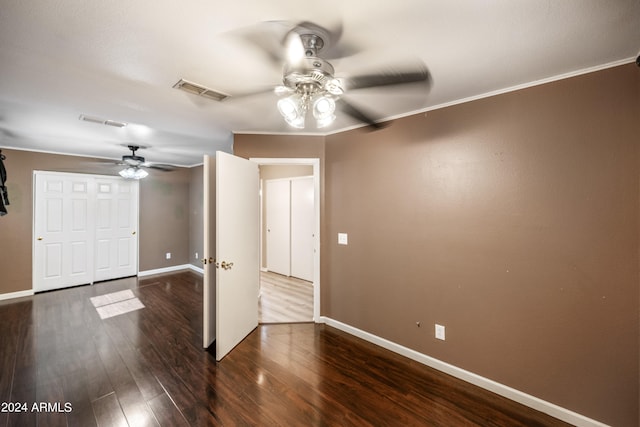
left=0, top=271, right=572, bottom=426
left=259, top=271, right=313, bottom=323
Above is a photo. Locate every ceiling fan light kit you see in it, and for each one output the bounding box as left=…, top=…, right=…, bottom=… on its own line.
left=119, top=166, right=148, bottom=180
left=276, top=45, right=343, bottom=129
left=312, top=95, right=336, bottom=128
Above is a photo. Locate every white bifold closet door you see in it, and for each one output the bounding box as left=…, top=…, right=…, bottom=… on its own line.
left=265, top=179, right=291, bottom=276
left=33, top=172, right=138, bottom=292
left=290, top=177, right=314, bottom=282
left=265, top=176, right=313, bottom=282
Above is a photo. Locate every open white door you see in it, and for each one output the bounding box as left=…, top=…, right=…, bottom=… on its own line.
left=215, top=151, right=259, bottom=361
left=202, top=155, right=216, bottom=348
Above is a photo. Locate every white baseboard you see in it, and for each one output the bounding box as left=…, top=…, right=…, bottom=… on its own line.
left=0, top=289, right=35, bottom=301
left=138, top=264, right=205, bottom=277
left=188, top=264, right=204, bottom=275
left=138, top=264, right=193, bottom=277
left=318, top=316, right=608, bottom=427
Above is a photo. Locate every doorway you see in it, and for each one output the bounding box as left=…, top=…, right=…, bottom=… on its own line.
left=202, top=155, right=320, bottom=355
left=252, top=158, right=320, bottom=323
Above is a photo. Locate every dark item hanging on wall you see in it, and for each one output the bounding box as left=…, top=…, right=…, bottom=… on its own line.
left=0, top=150, right=9, bottom=216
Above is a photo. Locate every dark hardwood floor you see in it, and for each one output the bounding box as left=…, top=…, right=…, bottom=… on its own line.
left=0, top=271, right=572, bottom=426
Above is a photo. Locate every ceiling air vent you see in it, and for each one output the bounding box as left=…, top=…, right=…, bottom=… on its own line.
left=79, top=114, right=127, bottom=128
left=173, top=79, right=229, bottom=101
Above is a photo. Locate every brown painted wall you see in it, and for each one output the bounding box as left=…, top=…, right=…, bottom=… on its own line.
left=138, top=166, right=190, bottom=271
left=235, top=64, right=640, bottom=427
left=0, top=149, right=191, bottom=294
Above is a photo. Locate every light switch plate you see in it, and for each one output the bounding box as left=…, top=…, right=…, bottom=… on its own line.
left=338, top=233, right=348, bottom=245
left=435, top=324, right=446, bottom=340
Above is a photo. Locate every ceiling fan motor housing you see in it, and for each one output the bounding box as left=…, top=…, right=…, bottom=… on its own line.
left=122, top=154, right=145, bottom=166
left=282, top=57, right=336, bottom=91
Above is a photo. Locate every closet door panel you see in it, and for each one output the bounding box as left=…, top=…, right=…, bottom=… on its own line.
left=291, top=177, right=314, bottom=282
left=34, top=173, right=94, bottom=292
left=265, top=179, right=291, bottom=276
left=94, top=178, right=138, bottom=282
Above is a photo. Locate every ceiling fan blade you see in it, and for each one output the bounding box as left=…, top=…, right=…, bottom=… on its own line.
left=144, top=163, right=176, bottom=172
left=224, top=85, right=282, bottom=101
left=338, top=97, right=388, bottom=131
left=235, top=19, right=363, bottom=66
left=343, top=64, right=432, bottom=91
left=284, top=31, right=305, bottom=63
left=231, top=21, right=291, bottom=67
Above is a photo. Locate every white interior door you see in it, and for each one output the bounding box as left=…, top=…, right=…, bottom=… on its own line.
left=291, top=177, right=314, bottom=282
left=94, top=178, right=138, bottom=282
left=34, top=172, right=94, bottom=292
left=265, top=179, right=291, bottom=276
left=202, top=155, right=216, bottom=348
left=215, top=151, right=259, bottom=361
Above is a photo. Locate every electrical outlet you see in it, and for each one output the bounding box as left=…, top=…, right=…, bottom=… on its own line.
left=166, top=252, right=171, bottom=260
left=195, top=252, right=198, bottom=259
left=435, top=324, right=446, bottom=341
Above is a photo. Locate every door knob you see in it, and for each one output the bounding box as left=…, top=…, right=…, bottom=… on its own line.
left=132, top=231, right=136, bottom=235
left=37, top=236, right=43, bottom=241
left=221, top=261, right=234, bottom=270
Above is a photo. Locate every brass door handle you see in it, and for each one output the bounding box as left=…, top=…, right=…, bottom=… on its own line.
left=221, top=261, right=234, bottom=270
left=132, top=231, right=136, bottom=235
left=37, top=236, right=43, bottom=241
left=202, top=257, right=216, bottom=265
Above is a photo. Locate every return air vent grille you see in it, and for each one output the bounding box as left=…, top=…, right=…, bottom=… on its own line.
left=78, top=115, right=127, bottom=128
left=173, top=79, right=229, bottom=101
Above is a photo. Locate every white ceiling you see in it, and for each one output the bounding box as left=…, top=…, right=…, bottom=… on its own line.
left=0, top=0, right=638, bottom=166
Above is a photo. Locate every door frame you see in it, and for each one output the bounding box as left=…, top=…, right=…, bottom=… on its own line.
left=251, top=158, right=320, bottom=321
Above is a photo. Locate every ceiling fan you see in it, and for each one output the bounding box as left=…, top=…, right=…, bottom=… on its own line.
left=118, top=145, right=174, bottom=179
left=235, top=21, right=432, bottom=130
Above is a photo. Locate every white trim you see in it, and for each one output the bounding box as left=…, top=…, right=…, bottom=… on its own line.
left=138, top=264, right=193, bottom=277
left=233, top=130, right=322, bottom=136
left=233, top=57, right=636, bottom=138
left=374, top=58, right=635, bottom=128
left=0, top=289, right=35, bottom=301
left=5, top=146, right=194, bottom=168
left=319, top=316, right=610, bottom=427
left=189, top=264, right=204, bottom=275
